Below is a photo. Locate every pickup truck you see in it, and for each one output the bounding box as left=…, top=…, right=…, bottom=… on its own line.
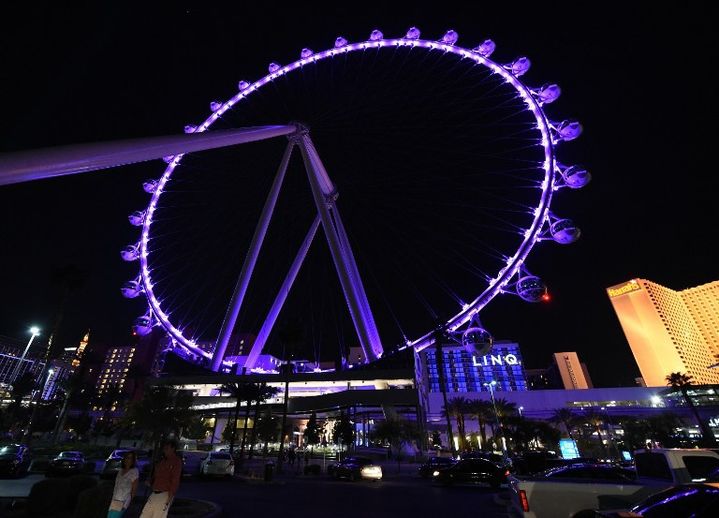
left=508, top=448, right=719, bottom=518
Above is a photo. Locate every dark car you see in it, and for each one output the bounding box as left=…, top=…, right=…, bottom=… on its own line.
left=0, top=444, right=31, bottom=477
left=540, top=463, right=637, bottom=482
left=596, top=483, right=719, bottom=517
left=327, top=456, right=383, bottom=481
left=47, top=451, right=86, bottom=476
left=419, top=457, right=456, bottom=478
left=432, top=458, right=509, bottom=488
left=101, top=449, right=151, bottom=479
left=461, top=451, right=511, bottom=469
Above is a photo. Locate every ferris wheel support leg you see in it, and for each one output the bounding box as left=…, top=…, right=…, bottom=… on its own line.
left=329, top=205, right=384, bottom=359
left=0, top=125, right=298, bottom=186
left=211, top=140, right=296, bottom=372
left=298, top=134, right=383, bottom=363
left=244, top=216, right=321, bottom=371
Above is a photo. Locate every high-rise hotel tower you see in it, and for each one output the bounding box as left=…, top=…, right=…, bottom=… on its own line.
left=607, top=278, right=719, bottom=386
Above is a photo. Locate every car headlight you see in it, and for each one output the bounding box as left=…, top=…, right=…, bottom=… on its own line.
left=432, top=470, right=440, bottom=477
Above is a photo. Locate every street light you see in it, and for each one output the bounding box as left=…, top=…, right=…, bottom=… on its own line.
left=519, top=406, right=524, bottom=417
left=10, top=326, right=40, bottom=383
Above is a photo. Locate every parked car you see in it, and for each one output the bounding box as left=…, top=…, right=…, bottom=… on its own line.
left=101, top=449, right=151, bottom=479
left=0, top=444, right=31, bottom=477
left=596, top=482, right=719, bottom=517
left=508, top=448, right=719, bottom=518
left=327, top=456, right=383, bottom=481
left=419, top=457, right=456, bottom=478
left=199, top=452, right=234, bottom=478
left=432, top=458, right=509, bottom=488
left=47, top=451, right=86, bottom=476
left=540, top=463, right=637, bottom=482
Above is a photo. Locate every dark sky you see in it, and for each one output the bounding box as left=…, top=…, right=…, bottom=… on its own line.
left=0, top=3, right=714, bottom=387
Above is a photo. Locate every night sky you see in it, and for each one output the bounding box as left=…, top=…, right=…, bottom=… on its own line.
left=0, top=3, right=714, bottom=387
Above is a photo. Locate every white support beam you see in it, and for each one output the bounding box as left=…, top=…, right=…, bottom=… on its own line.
left=0, top=125, right=297, bottom=186
left=211, top=140, right=296, bottom=371
left=243, top=215, right=321, bottom=371
left=298, top=134, right=383, bottom=363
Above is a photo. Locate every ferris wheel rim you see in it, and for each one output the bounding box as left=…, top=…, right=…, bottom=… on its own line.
left=136, top=34, right=557, bottom=362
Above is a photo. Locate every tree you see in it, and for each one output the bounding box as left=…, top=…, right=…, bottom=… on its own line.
left=468, top=399, right=494, bottom=450
left=666, top=372, right=717, bottom=447
left=123, top=386, right=195, bottom=453
left=430, top=430, right=442, bottom=448
left=443, top=397, right=469, bottom=451
left=550, top=408, right=576, bottom=439
left=304, top=411, right=321, bottom=453
left=332, top=411, right=355, bottom=448
left=490, top=398, right=517, bottom=449
left=185, top=417, right=210, bottom=442
left=576, top=408, right=609, bottom=458
left=372, top=418, right=421, bottom=470
left=247, top=383, right=280, bottom=459
left=255, top=409, right=280, bottom=456
left=219, top=382, right=255, bottom=455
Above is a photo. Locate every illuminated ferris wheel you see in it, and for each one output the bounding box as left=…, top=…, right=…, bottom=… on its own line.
left=120, top=27, right=589, bottom=372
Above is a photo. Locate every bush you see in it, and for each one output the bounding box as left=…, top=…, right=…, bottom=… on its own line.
left=28, top=478, right=72, bottom=516
left=73, top=481, right=114, bottom=518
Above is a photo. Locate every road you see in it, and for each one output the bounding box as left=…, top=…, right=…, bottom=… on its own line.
left=1, top=468, right=512, bottom=518
left=175, top=473, right=511, bottom=517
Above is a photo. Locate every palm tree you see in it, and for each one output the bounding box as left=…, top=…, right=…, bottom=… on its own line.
left=491, top=398, right=517, bottom=449
left=248, top=383, right=280, bottom=459
left=219, top=382, right=255, bottom=455
left=550, top=408, right=576, bottom=439
left=443, top=397, right=469, bottom=451
left=467, top=399, right=493, bottom=450
left=578, top=408, right=609, bottom=458
left=666, top=372, right=717, bottom=446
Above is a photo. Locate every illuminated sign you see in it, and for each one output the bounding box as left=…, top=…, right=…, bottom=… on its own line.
left=472, top=354, right=519, bottom=367
left=559, top=438, right=580, bottom=459
left=607, top=280, right=641, bottom=298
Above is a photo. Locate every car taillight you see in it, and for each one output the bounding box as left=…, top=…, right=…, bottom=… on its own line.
left=519, top=489, right=529, bottom=512
left=504, top=469, right=510, bottom=477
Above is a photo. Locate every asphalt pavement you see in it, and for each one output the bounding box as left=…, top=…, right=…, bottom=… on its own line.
left=0, top=460, right=513, bottom=518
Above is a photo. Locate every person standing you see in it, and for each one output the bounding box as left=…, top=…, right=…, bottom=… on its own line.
left=108, top=451, right=139, bottom=517
left=140, top=439, right=182, bottom=518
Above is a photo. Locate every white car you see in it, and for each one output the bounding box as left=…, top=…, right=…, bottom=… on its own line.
left=199, top=451, right=234, bottom=477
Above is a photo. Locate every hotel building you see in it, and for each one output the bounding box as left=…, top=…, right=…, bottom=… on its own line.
left=607, top=278, right=719, bottom=386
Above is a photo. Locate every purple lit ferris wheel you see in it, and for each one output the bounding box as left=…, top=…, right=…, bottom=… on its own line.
left=120, top=28, right=589, bottom=372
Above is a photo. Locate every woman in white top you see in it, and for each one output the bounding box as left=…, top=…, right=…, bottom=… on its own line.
left=107, top=451, right=139, bottom=517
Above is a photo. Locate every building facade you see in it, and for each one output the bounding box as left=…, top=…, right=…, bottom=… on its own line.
left=421, top=340, right=527, bottom=393
left=607, top=278, right=719, bottom=386
left=552, top=352, right=592, bottom=389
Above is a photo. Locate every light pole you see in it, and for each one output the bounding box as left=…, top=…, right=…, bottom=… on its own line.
left=519, top=406, right=524, bottom=418
left=483, top=380, right=506, bottom=456
left=10, top=326, right=40, bottom=383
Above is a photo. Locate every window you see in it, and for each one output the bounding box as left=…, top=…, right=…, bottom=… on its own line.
left=683, top=456, right=719, bottom=482
left=634, top=452, right=672, bottom=481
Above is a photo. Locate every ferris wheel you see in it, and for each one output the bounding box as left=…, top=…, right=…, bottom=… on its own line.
left=120, top=27, right=589, bottom=372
